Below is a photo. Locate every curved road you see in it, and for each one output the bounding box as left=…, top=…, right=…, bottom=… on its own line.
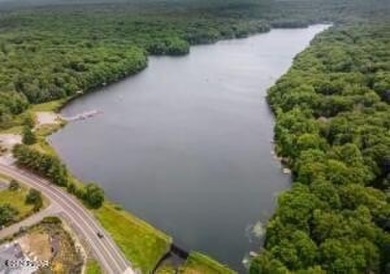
left=0, top=163, right=135, bottom=274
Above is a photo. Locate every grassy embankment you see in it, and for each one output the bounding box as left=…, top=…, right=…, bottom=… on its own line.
left=154, top=252, right=236, bottom=274
left=181, top=252, right=236, bottom=274
left=95, top=202, right=172, bottom=273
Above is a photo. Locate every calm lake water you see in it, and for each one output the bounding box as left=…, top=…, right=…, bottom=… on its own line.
left=50, top=25, right=328, bottom=271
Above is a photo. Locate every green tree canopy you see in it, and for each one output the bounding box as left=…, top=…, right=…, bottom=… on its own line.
left=84, top=183, right=105, bottom=209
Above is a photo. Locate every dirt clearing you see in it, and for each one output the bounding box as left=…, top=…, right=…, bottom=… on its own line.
left=35, top=112, right=61, bottom=127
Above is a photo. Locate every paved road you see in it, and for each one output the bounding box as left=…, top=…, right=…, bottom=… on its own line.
left=0, top=163, right=136, bottom=274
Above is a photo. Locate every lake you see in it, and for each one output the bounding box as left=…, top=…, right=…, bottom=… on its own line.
left=50, top=25, right=328, bottom=271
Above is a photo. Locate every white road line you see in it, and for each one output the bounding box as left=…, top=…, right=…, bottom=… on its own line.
left=0, top=164, right=135, bottom=274
left=26, top=169, right=130, bottom=270
left=3, top=166, right=119, bottom=272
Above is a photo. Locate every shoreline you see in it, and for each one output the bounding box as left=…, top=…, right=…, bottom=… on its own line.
left=2, top=23, right=330, bottom=273
left=53, top=24, right=331, bottom=114
left=45, top=24, right=330, bottom=273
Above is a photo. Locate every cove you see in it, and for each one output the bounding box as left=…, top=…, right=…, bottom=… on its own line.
left=49, top=25, right=328, bottom=271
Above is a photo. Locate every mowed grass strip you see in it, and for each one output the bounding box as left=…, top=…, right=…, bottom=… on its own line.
left=180, top=252, right=236, bottom=274
left=95, top=202, right=172, bottom=273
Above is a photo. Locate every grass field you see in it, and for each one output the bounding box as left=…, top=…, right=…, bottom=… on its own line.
left=95, top=202, right=172, bottom=273
left=86, top=259, right=102, bottom=274
left=0, top=185, right=34, bottom=220
left=180, top=252, right=236, bottom=274
left=30, top=99, right=68, bottom=113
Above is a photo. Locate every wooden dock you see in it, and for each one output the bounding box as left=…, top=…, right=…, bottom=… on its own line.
left=62, top=110, right=102, bottom=122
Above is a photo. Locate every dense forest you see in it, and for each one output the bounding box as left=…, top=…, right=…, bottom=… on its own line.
left=0, top=0, right=386, bottom=129
left=0, top=0, right=389, bottom=273
left=250, top=19, right=390, bottom=273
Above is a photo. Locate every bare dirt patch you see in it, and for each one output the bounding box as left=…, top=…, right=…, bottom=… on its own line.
left=0, top=134, right=22, bottom=151
left=18, top=232, right=52, bottom=260
left=0, top=134, right=22, bottom=163
left=35, top=112, right=61, bottom=127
